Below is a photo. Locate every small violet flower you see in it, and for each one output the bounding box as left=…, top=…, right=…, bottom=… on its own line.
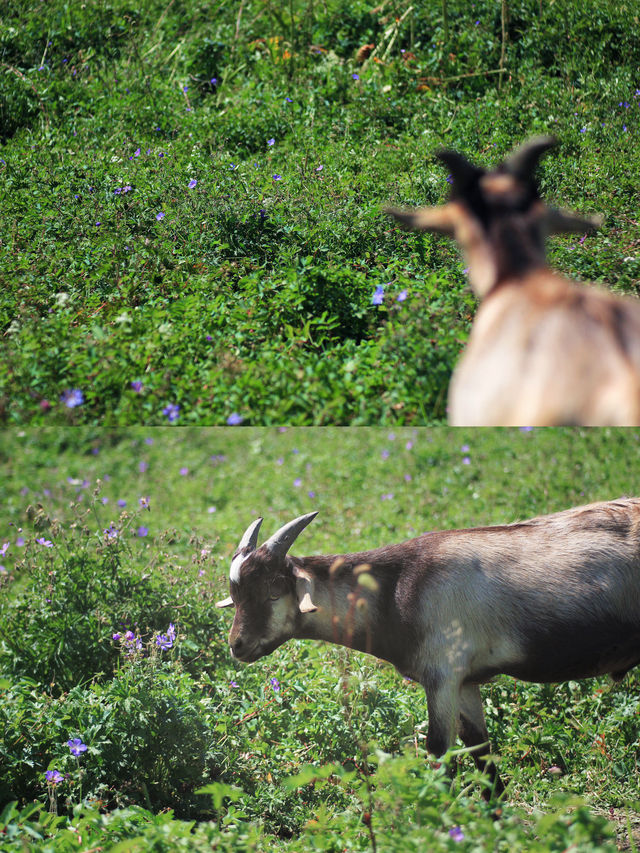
left=67, top=738, right=88, bottom=756
left=372, top=285, right=384, bottom=305
left=45, top=770, right=64, bottom=784
left=163, top=403, right=180, bottom=422
left=60, top=388, right=84, bottom=408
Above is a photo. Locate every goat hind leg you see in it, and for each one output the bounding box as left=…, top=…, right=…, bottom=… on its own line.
left=458, top=683, right=505, bottom=800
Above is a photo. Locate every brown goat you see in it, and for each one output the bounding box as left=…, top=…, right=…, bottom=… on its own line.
left=217, top=499, right=640, bottom=796
left=386, top=137, right=640, bottom=425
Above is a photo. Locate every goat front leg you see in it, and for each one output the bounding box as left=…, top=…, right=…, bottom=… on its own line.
left=458, top=682, right=505, bottom=800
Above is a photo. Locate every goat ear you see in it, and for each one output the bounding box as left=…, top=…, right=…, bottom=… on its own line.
left=385, top=203, right=457, bottom=236
left=216, top=596, right=234, bottom=608
left=502, top=135, right=556, bottom=181
left=544, top=207, right=603, bottom=235
left=292, top=565, right=318, bottom=613
left=263, top=511, right=318, bottom=558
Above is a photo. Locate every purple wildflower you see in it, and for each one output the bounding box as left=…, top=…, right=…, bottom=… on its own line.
left=272, top=174, right=282, bottom=181
left=179, top=467, right=189, bottom=476
left=267, top=138, right=275, bottom=146
left=67, top=738, right=88, bottom=756
left=104, top=524, right=119, bottom=540
left=156, top=633, right=173, bottom=650
left=130, top=380, right=143, bottom=392
left=449, top=826, right=465, bottom=842
left=36, top=537, right=53, bottom=547
left=372, top=284, right=384, bottom=305
left=0, top=543, right=8, bottom=557
left=294, top=478, right=302, bottom=487
left=117, top=499, right=127, bottom=507
left=397, top=289, right=408, bottom=301
left=270, top=677, right=281, bottom=692
left=112, top=632, right=122, bottom=641
left=188, top=179, right=197, bottom=189
left=226, top=412, right=243, bottom=425
left=352, top=73, right=359, bottom=80
left=163, top=403, right=180, bottom=422
left=136, top=526, right=148, bottom=537
left=45, top=770, right=63, bottom=784
left=156, top=211, right=165, bottom=221
left=60, top=388, right=84, bottom=408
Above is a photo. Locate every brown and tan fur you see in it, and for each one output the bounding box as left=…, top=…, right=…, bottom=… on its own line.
left=218, top=500, right=640, bottom=796
left=385, top=137, right=640, bottom=425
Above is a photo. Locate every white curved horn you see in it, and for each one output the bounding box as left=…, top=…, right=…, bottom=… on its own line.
left=238, top=517, right=263, bottom=552
left=263, top=512, right=318, bottom=558
left=229, top=517, right=263, bottom=583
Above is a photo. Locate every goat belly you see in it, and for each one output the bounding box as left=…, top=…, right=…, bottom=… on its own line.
left=504, top=619, right=640, bottom=683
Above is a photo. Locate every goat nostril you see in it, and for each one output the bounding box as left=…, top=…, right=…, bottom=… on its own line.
left=233, top=638, right=244, bottom=654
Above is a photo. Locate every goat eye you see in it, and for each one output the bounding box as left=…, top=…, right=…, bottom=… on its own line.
left=269, top=579, right=285, bottom=600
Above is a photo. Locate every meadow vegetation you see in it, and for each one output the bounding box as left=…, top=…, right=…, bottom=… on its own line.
left=1, top=427, right=639, bottom=849
left=1, top=0, right=639, bottom=424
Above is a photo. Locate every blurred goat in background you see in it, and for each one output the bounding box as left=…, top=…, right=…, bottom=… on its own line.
left=386, top=137, right=640, bottom=425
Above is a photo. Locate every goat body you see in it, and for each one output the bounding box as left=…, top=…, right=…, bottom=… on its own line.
left=217, top=499, right=640, bottom=793
left=385, top=137, right=640, bottom=426
left=451, top=270, right=640, bottom=425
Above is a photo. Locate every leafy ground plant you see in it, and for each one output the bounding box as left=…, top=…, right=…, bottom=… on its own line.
left=1, top=0, right=639, bottom=423
left=1, top=427, right=640, bottom=848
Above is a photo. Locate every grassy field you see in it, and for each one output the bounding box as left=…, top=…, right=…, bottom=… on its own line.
left=2, top=0, right=640, bottom=424
left=1, top=427, right=640, bottom=849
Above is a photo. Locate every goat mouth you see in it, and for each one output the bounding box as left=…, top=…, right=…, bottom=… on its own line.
left=231, top=643, right=265, bottom=663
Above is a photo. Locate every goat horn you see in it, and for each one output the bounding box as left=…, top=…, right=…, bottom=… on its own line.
left=502, top=135, right=556, bottom=180
left=229, top=517, right=264, bottom=583
left=434, top=149, right=483, bottom=192
left=263, top=511, right=319, bottom=558
left=237, top=517, right=264, bottom=552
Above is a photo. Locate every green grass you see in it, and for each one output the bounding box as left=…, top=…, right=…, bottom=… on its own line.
left=1, top=0, right=640, bottom=424
left=1, top=427, right=640, bottom=849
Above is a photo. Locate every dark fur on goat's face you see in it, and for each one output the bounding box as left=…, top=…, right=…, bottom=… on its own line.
left=227, top=548, right=298, bottom=662
left=385, top=136, right=600, bottom=297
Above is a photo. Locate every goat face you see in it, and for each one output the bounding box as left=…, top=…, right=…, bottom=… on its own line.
left=385, top=136, right=601, bottom=296
left=216, top=513, right=318, bottom=662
